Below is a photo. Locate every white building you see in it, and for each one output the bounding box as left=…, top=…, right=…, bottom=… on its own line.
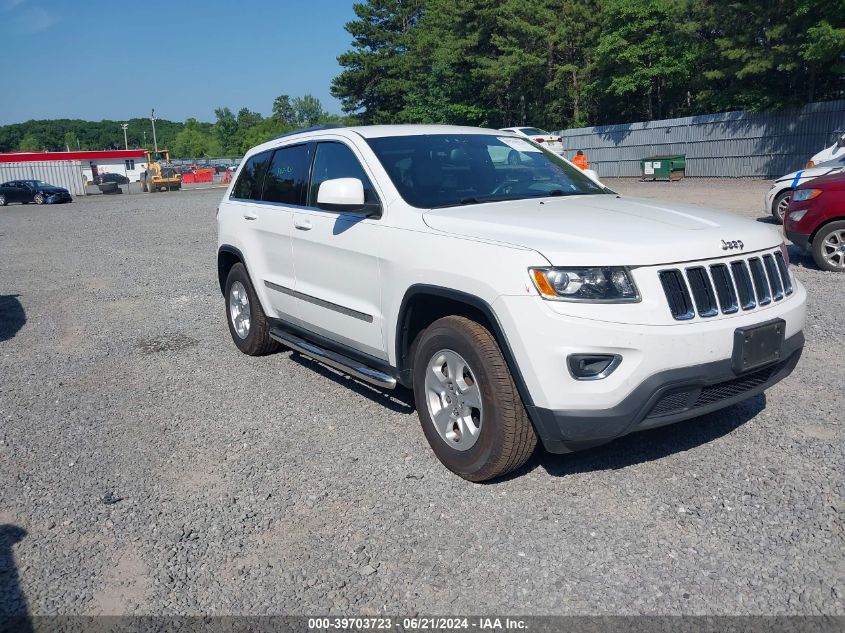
left=0, top=149, right=148, bottom=183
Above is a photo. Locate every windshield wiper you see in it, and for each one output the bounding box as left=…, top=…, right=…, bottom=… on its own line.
left=458, top=197, right=482, bottom=205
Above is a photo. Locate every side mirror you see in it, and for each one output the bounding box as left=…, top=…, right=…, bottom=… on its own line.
left=317, top=178, right=380, bottom=217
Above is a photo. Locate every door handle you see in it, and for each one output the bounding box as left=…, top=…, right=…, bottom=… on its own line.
left=243, top=210, right=258, bottom=221
left=294, top=218, right=312, bottom=231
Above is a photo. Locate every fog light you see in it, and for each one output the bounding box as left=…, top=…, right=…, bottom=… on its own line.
left=567, top=354, right=622, bottom=380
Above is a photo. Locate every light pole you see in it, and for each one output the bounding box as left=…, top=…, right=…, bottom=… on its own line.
left=121, top=123, right=129, bottom=150
left=150, top=108, right=158, bottom=152
left=143, top=130, right=147, bottom=148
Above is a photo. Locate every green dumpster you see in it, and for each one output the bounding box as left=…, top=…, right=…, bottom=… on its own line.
left=640, top=155, right=685, bottom=181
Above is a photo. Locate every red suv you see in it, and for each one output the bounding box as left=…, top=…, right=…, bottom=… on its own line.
left=784, top=173, right=845, bottom=271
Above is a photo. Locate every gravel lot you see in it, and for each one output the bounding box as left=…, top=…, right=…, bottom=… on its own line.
left=1, top=181, right=842, bottom=616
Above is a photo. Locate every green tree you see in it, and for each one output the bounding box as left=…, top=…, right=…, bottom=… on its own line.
left=272, top=95, right=296, bottom=124
left=18, top=133, right=42, bottom=151
left=213, top=107, right=239, bottom=155
left=172, top=118, right=222, bottom=158
left=291, top=95, right=327, bottom=127
left=331, top=0, right=424, bottom=123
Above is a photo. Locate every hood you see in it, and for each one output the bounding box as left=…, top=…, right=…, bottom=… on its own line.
left=422, top=194, right=783, bottom=266
left=777, top=163, right=845, bottom=184
left=39, top=186, right=68, bottom=194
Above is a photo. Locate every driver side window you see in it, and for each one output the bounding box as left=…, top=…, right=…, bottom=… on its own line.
left=307, top=142, right=378, bottom=208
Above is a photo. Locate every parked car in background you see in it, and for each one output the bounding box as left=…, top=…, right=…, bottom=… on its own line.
left=765, top=155, right=845, bottom=223
left=95, top=173, right=130, bottom=185
left=0, top=180, right=73, bottom=206
left=499, top=127, right=564, bottom=154
left=806, top=131, right=845, bottom=168
left=784, top=173, right=845, bottom=272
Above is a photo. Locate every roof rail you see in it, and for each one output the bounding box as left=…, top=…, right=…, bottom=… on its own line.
left=272, top=124, right=343, bottom=141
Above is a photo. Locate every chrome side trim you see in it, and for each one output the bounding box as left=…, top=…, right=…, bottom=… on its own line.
left=264, top=280, right=373, bottom=323
left=269, top=328, right=397, bottom=389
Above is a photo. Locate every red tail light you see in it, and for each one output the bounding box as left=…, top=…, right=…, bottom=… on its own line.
left=534, top=138, right=544, bottom=143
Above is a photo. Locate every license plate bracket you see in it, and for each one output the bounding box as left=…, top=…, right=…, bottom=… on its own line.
left=732, top=319, right=785, bottom=374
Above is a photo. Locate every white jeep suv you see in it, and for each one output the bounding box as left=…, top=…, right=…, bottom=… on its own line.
left=217, top=125, right=806, bottom=482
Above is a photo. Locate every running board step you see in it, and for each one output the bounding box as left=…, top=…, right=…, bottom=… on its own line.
left=270, top=329, right=397, bottom=390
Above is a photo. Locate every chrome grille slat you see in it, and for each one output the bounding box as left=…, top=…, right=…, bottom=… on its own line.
left=660, top=250, right=790, bottom=321
left=686, top=267, right=718, bottom=317
left=658, top=270, right=695, bottom=320
left=709, top=263, right=738, bottom=314
left=773, top=251, right=793, bottom=295
left=731, top=260, right=757, bottom=310
left=748, top=257, right=772, bottom=306
left=763, top=254, right=784, bottom=301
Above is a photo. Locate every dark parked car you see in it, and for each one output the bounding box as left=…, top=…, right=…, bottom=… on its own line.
left=0, top=180, right=73, bottom=206
left=784, top=172, right=845, bottom=271
left=95, top=173, right=130, bottom=185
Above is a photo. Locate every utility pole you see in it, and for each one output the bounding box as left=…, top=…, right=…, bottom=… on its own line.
left=121, top=123, right=129, bottom=150
left=143, top=130, right=147, bottom=148
left=150, top=108, right=158, bottom=152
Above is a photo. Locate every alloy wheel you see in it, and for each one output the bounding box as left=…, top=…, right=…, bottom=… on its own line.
left=821, top=229, right=845, bottom=269
left=424, top=349, right=483, bottom=451
left=229, top=281, right=251, bottom=339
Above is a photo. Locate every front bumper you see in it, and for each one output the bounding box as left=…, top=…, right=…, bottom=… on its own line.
left=493, top=281, right=806, bottom=453
left=785, top=229, right=811, bottom=251
left=46, top=193, right=73, bottom=204
left=533, top=333, right=803, bottom=453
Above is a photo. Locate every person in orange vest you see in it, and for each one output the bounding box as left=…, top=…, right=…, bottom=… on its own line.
left=572, top=150, right=589, bottom=170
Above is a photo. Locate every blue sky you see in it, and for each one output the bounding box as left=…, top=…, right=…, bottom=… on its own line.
left=0, top=0, right=359, bottom=124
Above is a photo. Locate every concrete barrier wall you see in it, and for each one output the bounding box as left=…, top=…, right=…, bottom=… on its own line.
left=555, top=100, right=845, bottom=178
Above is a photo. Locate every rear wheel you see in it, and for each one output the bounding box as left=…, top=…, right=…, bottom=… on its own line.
left=772, top=190, right=791, bottom=223
left=812, top=221, right=845, bottom=272
left=412, top=316, right=537, bottom=482
left=224, top=263, right=280, bottom=356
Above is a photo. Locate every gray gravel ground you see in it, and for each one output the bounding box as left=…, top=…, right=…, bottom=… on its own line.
left=0, top=181, right=842, bottom=616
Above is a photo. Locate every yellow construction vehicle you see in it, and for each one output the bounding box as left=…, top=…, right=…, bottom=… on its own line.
left=140, top=149, right=182, bottom=192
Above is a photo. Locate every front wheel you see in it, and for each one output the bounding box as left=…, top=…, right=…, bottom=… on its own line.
left=412, top=316, right=537, bottom=482
left=812, top=221, right=845, bottom=272
left=33, top=193, right=45, bottom=205
left=0, top=194, right=6, bottom=206
left=224, top=263, right=280, bottom=356
left=772, top=190, right=791, bottom=223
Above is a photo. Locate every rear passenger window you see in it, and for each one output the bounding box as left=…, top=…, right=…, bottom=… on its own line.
left=231, top=151, right=272, bottom=200
left=263, top=144, right=310, bottom=205
left=308, top=142, right=378, bottom=207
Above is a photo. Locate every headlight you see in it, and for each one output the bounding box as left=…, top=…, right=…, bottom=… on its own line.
left=529, top=267, right=639, bottom=302
left=792, top=189, right=821, bottom=202
left=788, top=209, right=808, bottom=222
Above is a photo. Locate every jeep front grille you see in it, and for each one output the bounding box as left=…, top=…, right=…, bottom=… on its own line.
left=659, top=250, right=793, bottom=320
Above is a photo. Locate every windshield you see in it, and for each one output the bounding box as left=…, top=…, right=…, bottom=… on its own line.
left=26, top=180, right=52, bottom=187
left=365, top=134, right=608, bottom=209
left=519, top=127, right=549, bottom=136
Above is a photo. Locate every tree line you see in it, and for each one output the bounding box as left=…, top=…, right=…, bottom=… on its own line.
left=330, top=0, right=844, bottom=129
left=0, top=94, right=351, bottom=158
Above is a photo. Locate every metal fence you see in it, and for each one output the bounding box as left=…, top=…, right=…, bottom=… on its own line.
left=0, top=160, right=85, bottom=195
left=555, top=100, right=845, bottom=178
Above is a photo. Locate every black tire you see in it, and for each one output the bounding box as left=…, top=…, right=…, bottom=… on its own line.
left=772, top=190, right=791, bottom=224
left=0, top=194, right=6, bottom=206
left=33, top=193, right=45, bottom=205
left=811, top=220, right=845, bottom=272
left=412, top=315, right=537, bottom=482
left=224, top=262, right=280, bottom=356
